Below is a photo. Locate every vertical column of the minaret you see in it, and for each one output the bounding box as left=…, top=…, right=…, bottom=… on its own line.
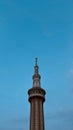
left=39, top=100, right=45, bottom=130
left=34, top=98, right=39, bottom=130
left=30, top=100, right=34, bottom=130
left=28, top=58, right=46, bottom=130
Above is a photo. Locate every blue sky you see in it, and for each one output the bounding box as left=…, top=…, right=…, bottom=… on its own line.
left=0, top=0, right=73, bottom=130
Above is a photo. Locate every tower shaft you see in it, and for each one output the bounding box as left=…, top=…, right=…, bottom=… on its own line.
left=30, top=98, right=44, bottom=130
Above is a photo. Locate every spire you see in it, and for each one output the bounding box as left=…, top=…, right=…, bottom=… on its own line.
left=32, top=58, right=41, bottom=87
left=34, top=58, right=39, bottom=74
left=35, top=57, right=38, bottom=66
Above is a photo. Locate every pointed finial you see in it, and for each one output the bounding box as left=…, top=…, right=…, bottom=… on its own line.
left=35, top=57, right=38, bottom=66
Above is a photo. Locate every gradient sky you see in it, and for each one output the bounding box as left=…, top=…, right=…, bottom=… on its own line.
left=0, top=0, right=73, bottom=130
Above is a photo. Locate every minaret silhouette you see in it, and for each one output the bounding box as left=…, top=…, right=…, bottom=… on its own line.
left=28, top=58, right=46, bottom=130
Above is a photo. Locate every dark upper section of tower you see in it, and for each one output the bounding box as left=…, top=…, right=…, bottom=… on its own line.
left=28, top=58, right=46, bottom=103
left=32, top=58, right=41, bottom=87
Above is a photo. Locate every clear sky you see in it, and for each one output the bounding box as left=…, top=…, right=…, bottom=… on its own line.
left=0, top=0, right=73, bottom=130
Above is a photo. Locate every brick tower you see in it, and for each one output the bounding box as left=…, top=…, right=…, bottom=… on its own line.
left=28, top=58, right=46, bottom=130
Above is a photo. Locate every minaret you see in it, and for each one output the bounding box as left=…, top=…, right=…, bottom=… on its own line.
left=28, top=58, right=46, bottom=130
